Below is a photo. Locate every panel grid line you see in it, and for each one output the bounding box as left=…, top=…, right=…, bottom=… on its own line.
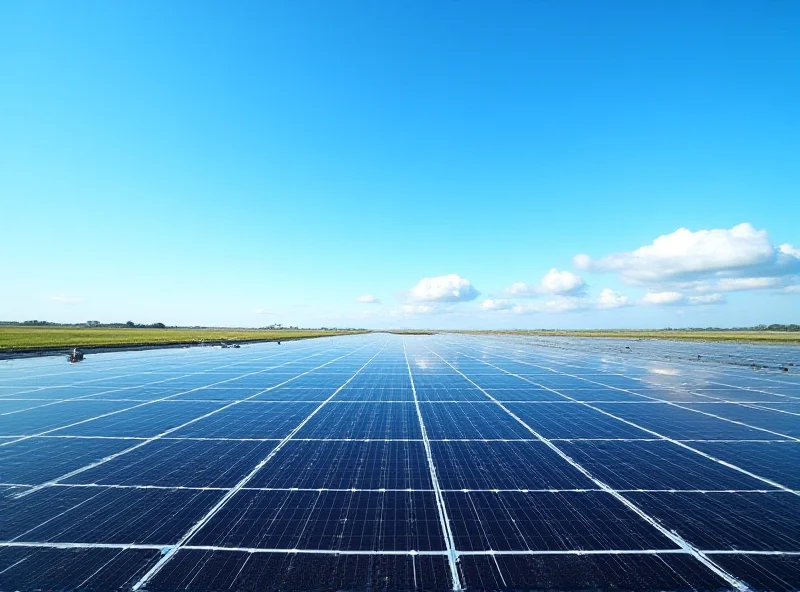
left=11, top=343, right=372, bottom=499
left=425, top=345, right=751, bottom=592
left=452, top=346, right=800, bottom=496
left=129, top=341, right=388, bottom=591
left=403, top=339, right=463, bottom=591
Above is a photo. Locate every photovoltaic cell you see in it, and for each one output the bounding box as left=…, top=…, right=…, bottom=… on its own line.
left=170, top=402, right=318, bottom=439
left=505, top=402, right=649, bottom=439
left=247, top=439, right=432, bottom=489
left=431, top=440, right=594, bottom=490
left=147, top=550, right=452, bottom=592
left=420, top=402, right=535, bottom=440
left=0, top=547, right=161, bottom=592
left=0, top=437, right=136, bottom=485
left=458, top=554, right=730, bottom=591
left=295, top=402, right=422, bottom=439
left=712, top=554, right=800, bottom=592
left=63, top=439, right=278, bottom=488
left=556, top=440, right=771, bottom=490
left=626, top=491, right=800, bottom=551
left=0, top=486, right=221, bottom=545
left=444, top=491, right=677, bottom=551
left=189, top=489, right=445, bottom=551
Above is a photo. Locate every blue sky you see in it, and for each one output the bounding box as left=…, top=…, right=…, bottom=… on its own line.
left=1, top=1, right=798, bottom=329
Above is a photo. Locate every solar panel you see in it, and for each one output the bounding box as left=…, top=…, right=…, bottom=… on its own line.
left=0, top=334, right=798, bottom=590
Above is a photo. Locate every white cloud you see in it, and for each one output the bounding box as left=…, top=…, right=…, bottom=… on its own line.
left=706, top=277, right=787, bottom=292
left=642, top=291, right=685, bottom=305
left=484, top=288, right=630, bottom=314
left=409, top=274, right=479, bottom=303
left=503, top=297, right=590, bottom=315
left=688, top=293, right=725, bottom=305
left=574, top=223, right=800, bottom=291
left=481, top=298, right=514, bottom=311
left=596, top=288, right=631, bottom=309
left=49, top=295, right=84, bottom=305
left=642, top=291, right=725, bottom=306
left=506, top=282, right=537, bottom=297
left=506, top=269, right=586, bottom=298
left=540, top=268, right=586, bottom=295
left=780, top=244, right=800, bottom=258
left=356, top=295, right=380, bottom=304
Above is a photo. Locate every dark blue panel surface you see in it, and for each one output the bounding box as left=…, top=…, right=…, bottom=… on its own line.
left=248, top=439, right=432, bottom=489
left=445, top=491, right=677, bottom=551
left=421, top=402, right=534, bottom=439
left=190, top=489, right=445, bottom=551
left=148, top=550, right=451, bottom=591
left=626, top=491, right=800, bottom=551
left=0, top=486, right=221, bottom=545
left=0, top=547, right=161, bottom=592
left=296, top=402, right=422, bottom=439
left=459, top=553, right=729, bottom=591
left=431, top=440, right=593, bottom=490
left=558, top=440, right=771, bottom=490
left=64, top=439, right=276, bottom=487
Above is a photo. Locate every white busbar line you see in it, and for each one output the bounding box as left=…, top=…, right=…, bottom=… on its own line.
left=1, top=346, right=338, bottom=450
left=425, top=346, right=750, bottom=592
left=404, top=340, right=464, bottom=591
left=12, top=344, right=371, bottom=499
left=4, top=540, right=800, bottom=557
left=451, top=346, right=800, bottom=497
left=130, top=342, right=388, bottom=591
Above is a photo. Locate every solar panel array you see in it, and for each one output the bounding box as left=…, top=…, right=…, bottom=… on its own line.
left=1, top=334, right=799, bottom=591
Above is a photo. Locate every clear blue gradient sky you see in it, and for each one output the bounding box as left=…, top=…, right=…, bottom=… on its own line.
left=1, top=1, right=798, bottom=329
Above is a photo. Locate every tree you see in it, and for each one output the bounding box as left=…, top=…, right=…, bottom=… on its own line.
left=126, top=321, right=135, bottom=328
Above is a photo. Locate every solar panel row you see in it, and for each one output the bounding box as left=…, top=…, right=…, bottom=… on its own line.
left=0, top=334, right=798, bottom=590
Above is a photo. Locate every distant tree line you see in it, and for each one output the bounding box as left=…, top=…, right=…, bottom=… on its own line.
left=0, top=320, right=167, bottom=328
left=661, top=324, right=800, bottom=332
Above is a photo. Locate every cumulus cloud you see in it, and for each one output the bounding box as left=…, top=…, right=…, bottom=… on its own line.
left=409, top=274, right=479, bottom=303
left=574, top=223, right=800, bottom=292
left=507, top=269, right=586, bottom=298
left=596, top=288, right=631, bottom=309
left=540, top=268, right=586, bottom=295
left=781, top=244, right=800, bottom=258
left=356, top=295, right=380, bottom=304
left=49, top=295, right=84, bottom=305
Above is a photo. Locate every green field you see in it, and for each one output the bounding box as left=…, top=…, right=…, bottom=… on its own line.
left=462, top=329, right=800, bottom=343
left=0, top=326, right=367, bottom=352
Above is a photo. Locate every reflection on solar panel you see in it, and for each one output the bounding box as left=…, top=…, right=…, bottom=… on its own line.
left=0, top=334, right=799, bottom=591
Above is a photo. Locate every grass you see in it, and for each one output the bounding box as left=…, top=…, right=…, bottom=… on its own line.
left=382, top=330, right=437, bottom=335
left=0, top=326, right=368, bottom=352
left=460, top=329, right=800, bottom=343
